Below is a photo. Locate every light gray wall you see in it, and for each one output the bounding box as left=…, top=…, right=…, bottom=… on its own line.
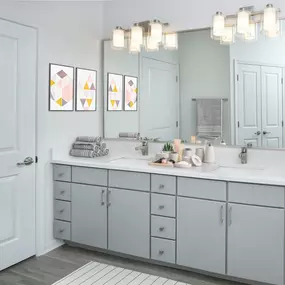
left=178, top=30, right=230, bottom=143
left=104, top=40, right=139, bottom=138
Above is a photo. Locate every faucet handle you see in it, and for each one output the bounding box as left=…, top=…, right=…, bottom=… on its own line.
left=246, top=142, right=253, bottom=148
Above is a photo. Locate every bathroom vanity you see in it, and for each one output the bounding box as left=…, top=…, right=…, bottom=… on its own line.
left=52, top=159, right=285, bottom=285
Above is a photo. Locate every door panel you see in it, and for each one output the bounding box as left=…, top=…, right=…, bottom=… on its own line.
left=71, top=184, right=107, bottom=249
left=236, top=64, right=261, bottom=146
left=141, top=57, right=178, bottom=140
left=108, top=188, right=150, bottom=258
left=261, top=66, right=283, bottom=148
left=177, top=197, right=226, bottom=275
left=228, top=204, right=284, bottom=285
left=0, top=20, right=36, bottom=270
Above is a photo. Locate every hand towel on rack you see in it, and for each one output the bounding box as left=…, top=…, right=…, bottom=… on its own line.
left=196, top=99, right=222, bottom=136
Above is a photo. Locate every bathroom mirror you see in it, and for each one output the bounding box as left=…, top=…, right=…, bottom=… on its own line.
left=103, top=20, right=285, bottom=149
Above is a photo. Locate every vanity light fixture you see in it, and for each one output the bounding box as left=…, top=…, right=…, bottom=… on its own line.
left=164, top=32, right=178, bottom=50
left=111, top=20, right=178, bottom=53
left=112, top=26, right=125, bottom=49
left=211, top=4, right=281, bottom=45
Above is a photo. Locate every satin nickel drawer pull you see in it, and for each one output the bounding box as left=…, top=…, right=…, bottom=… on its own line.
left=60, top=190, right=65, bottom=195
left=159, top=227, right=165, bottom=231
left=59, top=229, right=64, bottom=233
left=158, top=250, right=164, bottom=255
left=159, top=184, right=165, bottom=189
left=60, top=209, right=64, bottom=213
left=159, top=205, right=165, bottom=210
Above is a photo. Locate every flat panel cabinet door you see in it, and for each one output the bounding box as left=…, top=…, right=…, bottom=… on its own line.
left=236, top=64, right=262, bottom=147
left=177, top=197, right=226, bottom=275
left=108, top=188, right=150, bottom=259
left=228, top=204, right=284, bottom=285
left=71, top=184, right=107, bottom=249
left=261, top=66, right=283, bottom=148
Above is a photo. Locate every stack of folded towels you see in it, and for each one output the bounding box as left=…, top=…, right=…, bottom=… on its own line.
left=70, top=136, right=109, bottom=158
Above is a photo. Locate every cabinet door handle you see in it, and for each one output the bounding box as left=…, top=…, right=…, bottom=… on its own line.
left=59, top=229, right=64, bottom=233
left=101, top=189, right=105, bottom=206
left=228, top=206, right=232, bottom=226
left=60, top=190, right=65, bottom=195
left=158, top=250, right=164, bottom=255
left=60, top=209, right=64, bottom=213
left=107, top=190, right=111, bottom=207
left=159, top=184, right=165, bottom=189
left=159, top=205, right=165, bottom=210
left=159, top=227, right=165, bottom=232
left=220, top=205, right=224, bottom=224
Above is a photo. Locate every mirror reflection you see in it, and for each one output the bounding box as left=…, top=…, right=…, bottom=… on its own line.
left=104, top=21, right=285, bottom=149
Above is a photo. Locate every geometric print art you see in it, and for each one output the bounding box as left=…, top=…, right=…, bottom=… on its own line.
left=107, top=73, right=123, bottom=111
left=124, top=75, right=138, bottom=111
left=76, top=68, right=97, bottom=111
left=49, top=64, right=74, bottom=111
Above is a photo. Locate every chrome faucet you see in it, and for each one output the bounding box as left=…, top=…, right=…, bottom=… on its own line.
left=239, top=143, right=252, bottom=164
left=135, top=140, right=148, bottom=156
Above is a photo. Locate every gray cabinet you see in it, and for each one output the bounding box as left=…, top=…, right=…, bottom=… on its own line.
left=227, top=203, right=284, bottom=285
left=71, top=184, right=107, bottom=249
left=108, top=188, right=150, bottom=258
left=177, top=197, right=226, bottom=275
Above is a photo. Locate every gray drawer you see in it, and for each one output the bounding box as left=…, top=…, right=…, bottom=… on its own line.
left=178, top=177, right=226, bottom=201
left=151, top=194, right=176, bottom=218
left=54, top=220, right=71, bottom=240
left=229, top=182, right=284, bottom=208
left=109, top=170, right=150, bottom=191
left=151, top=175, right=176, bottom=195
left=151, top=237, right=175, bottom=264
left=151, top=216, right=176, bottom=240
left=54, top=181, right=71, bottom=201
left=53, top=165, right=71, bottom=182
left=72, top=167, right=107, bottom=186
left=54, top=200, right=71, bottom=222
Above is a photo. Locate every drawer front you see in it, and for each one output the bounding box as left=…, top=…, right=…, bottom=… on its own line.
left=151, top=237, right=175, bottom=264
left=54, top=220, right=71, bottom=240
left=72, top=167, right=107, bottom=186
left=151, top=194, right=176, bottom=217
left=229, top=183, right=284, bottom=208
left=151, top=175, right=176, bottom=195
left=178, top=177, right=226, bottom=201
left=54, top=181, right=71, bottom=201
left=54, top=200, right=71, bottom=221
left=109, top=170, right=150, bottom=191
left=151, top=216, right=176, bottom=240
left=53, top=165, right=71, bottom=182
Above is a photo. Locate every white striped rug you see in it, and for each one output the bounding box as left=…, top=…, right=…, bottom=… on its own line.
left=52, top=261, right=190, bottom=285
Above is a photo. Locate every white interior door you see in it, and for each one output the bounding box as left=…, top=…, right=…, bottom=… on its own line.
left=140, top=57, right=178, bottom=141
left=261, top=66, right=283, bottom=148
left=0, top=19, right=37, bottom=270
left=236, top=64, right=262, bottom=147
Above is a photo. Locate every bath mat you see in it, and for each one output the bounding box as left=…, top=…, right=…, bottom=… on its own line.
left=52, top=261, right=189, bottom=285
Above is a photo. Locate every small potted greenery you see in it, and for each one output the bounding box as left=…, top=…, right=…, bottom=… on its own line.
left=162, top=142, right=174, bottom=159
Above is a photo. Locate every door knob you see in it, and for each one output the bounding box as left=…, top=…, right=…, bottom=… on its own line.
left=263, top=131, right=271, bottom=135
left=254, top=131, right=261, bottom=136
left=17, top=157, right=34, bottom=166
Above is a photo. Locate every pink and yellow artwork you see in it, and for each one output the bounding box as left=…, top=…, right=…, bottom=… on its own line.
left=49, top=64, right=74, bottom=111
left=124, top=76, right=138, bottom=111
left=76, top=68, right=97, bottom=111
left=107, top=73, right=123, bottom=111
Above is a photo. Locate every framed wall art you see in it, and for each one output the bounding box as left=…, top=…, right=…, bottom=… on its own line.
left=49, top=63, right=74, bottom=111
left=107, top=73, right=123, bottom=111
left=75, top=68, right=97, bottom=111
left=124, top=75, right=138, bottom=111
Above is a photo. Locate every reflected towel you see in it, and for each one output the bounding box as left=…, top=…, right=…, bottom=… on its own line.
left=76, top=136, right=102, bottom=144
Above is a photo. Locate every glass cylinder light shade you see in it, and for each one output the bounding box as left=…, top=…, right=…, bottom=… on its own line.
left=129, top=40, right=141, bottom=54
left=237, top=8, right=250, bottom=34
left=131, top=23, right=143, bottom=45
left=164, top=33, right=178, bottom=50
left=146, top=36, right=159, bottom=51
left=212, top=12, right=225, bottom=39
left=112, top=27, right=125, bottom=49
left=244, top=23, right=257, bottom=41
left=262, top=4, right=279, bottom=37
left=220, top=26, right=235, bottom=45
left=150, top=20, right=163, bottom=44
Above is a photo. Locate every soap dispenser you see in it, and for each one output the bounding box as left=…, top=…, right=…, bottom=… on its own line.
left=204, top=141, right=216, bottom=164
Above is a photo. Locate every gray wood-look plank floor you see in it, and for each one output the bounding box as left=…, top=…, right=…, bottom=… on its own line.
left=0, top=245, right=243, bottom=285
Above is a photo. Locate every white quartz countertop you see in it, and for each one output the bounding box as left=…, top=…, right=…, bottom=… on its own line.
left=51, top=155, right=285, bottom=186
